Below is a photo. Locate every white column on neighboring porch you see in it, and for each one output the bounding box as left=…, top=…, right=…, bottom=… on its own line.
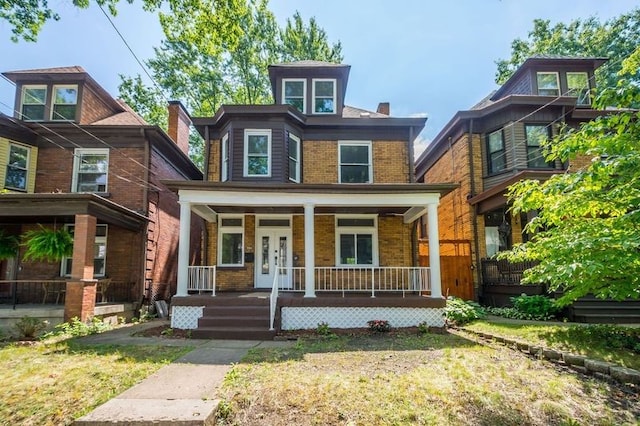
left=176, top=200, right=191, bottom=297
left=304, top=203, right=316, bottom=298
left=427, top=202, right=443, bottom=298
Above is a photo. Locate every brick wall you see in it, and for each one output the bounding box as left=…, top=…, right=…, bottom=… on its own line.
left=373, top=141, right=410, bottom=183
left=303, top=141, right=338, bottom=183
left=567, top=153, right=592, bottom=171
left=378, top=217, right=412, bottom=266
left=80, top=85, right=116, bottom=124
left=207, top=139, right=221, bottom=181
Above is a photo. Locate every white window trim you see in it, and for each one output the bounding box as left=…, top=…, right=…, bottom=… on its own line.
left=217, top=215, right=245, bottom=267
left=282, top=78, right=307, bottom=113
left=20, top=84, right=47, bottom=121
left=243, top=129, right=272, bottom=177
left=312, top=78, right=337, bottom=114
left=5, top=143, right=30, bottom=191
left=221, top=133, right=229, bottom=182
left=335, top=214, right=379, bottom=267
left=50, top=84, right=78, bottom=121
left=338, top=141, right=373, bottom=184
left=61, top=224, right=108, bottom=277
left=288, top=133, right=301, bottom=183
left=71, top=148, right=109, bottom=193
left=566, top=72, right=590, bottom=105
left=536, top=72, right=560, bottom=96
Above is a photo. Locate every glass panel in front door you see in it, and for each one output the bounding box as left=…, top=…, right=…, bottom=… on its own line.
left=261, top=236, right=269, bottom=274
left=279, top=236, right=287, bottom=274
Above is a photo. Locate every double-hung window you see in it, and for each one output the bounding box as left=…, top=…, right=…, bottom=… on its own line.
left=339, top=141, right=372, bottom=183
left=72, top=148, right=109, bottom=193
left=61, top=224, right=108, bottom=277
left=20, top=85, right=47, bottom=121
left=221, top=133, right=229, bottom=182
left=51, top=85, right=78, bottom=121
left=486, top=129, right=506, bottom=174
left=536, top=72, right=560, bottom=96
left=525, top=124, right=553, bottom=169
left=218, top=216, right=244, bottom=266
left=288, top=133, right=301, bottom=183
left=283, top=79, right=306, bottom=113
left=5, top=144, right=29, bottom=191
left=244, top=129, right=271, bottom=177
left=312, top=79, right=336, bottom=114
left=567, top=72, right=590, bottom=106
left=336, top=216, right=378, bottom=266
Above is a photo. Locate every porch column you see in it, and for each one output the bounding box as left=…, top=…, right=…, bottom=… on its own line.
left=64, top=214, right=97, bottom=322
left=427, top=202, right=443, bottom=298
left=176, top=200, right=191, bottom=297
left=304, top=203, right=316, bottom=298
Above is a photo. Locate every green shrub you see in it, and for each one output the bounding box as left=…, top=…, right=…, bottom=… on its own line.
left=367, top=319, right=391, bottom=333
left=50, top=317, right=112, bottom=337
left=445, top=297, right=485, bottom=326
left=14, top=316, right=48, bottom=339
left=316, top=322, right=331, bottom=335
left=563, top=324, right=640, bottom=354
left=511, top=294, right=558, bottom=320
left=417, top=321, right=429, bottom=335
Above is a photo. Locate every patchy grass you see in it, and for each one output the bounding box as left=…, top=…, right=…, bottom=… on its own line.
left=0, top=340, right=192, bottom=425
left=465, top=320, right=640, bottom=370
left=216, top=333, right=639, bottom=425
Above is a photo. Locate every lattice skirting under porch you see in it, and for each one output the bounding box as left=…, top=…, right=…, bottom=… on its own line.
left=281, top=307, right=445, bottom=330
left=171, top=306, right=204, bottom=329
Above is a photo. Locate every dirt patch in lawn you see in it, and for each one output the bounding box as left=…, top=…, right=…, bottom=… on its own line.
left=134, top=325, right=193, bottom=339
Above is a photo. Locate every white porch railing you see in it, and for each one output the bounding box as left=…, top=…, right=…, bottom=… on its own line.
left=269, top=265, right=280, bottom=331
left=187, top=266, right=216, bottom=295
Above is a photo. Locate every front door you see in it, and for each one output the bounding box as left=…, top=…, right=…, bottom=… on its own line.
left=255, top=228, right=292, bottom=289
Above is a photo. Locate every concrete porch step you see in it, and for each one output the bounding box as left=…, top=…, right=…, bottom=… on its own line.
left=202, top=305, right=270, bottom=317
left=191, top=326, right=276, bottom=340
left=199, top=315, right=270, bottom=328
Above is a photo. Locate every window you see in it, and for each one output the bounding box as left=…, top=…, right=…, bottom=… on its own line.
left=51, top=85, right=78, bottom=121
left=221, top=133, right=229, bottom=182
left=525, top=124, right=553, bottom=168
left=244, top=129, right=271, bottom=177
left=20, top=85, right=47, bottom=121
left=61, top=224, right=108, bottom=277
left=339, top=141, right=372, bottom=183
left=312, top=79, right=336, bottom=114
left=4, top=144, right=29, bottom=191
left=567, top=72, right=590, bottom=105
left=288, top=133, right=300, bottom=183
left=72, top=148, right=109, bottom=192
left=536, top=72, right=560, bottom=96
left=486, top=129, right=506, bottom=174
left=283, top=79, right=306, bottom=112
left=218, top=216, right=244, bottom=266
left=336, top=216, right=377, bottom=266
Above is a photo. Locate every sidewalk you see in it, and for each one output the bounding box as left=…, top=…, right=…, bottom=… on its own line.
left=74, top=321, right=293, bottom=425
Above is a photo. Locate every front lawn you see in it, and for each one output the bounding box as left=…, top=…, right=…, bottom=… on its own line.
left=465, top=320, right=640, bottom=370
left=216, top=333, right=638, bottom=425
left=0, top=340, right=192, bottom=425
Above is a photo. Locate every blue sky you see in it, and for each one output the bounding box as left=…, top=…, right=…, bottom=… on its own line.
left=1, top=0, right=638, bottom=154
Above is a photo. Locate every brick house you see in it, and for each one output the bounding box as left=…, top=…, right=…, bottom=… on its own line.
left=0, top=66, right=202, bottom=321
left=415, top=57, right=609, bottom=305
left=165, top=61, right=456, bottom=338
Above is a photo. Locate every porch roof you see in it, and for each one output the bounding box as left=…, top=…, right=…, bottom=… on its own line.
left=0, top=193, right=148, bottom=231
left=163, top=181, right=458, bottom=222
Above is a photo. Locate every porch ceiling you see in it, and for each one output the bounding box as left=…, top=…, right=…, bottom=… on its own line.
left=0, top=193, right=148, bottom=231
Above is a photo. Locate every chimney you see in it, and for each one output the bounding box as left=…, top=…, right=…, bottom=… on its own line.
left=167, top=100, right=191, bottom=156
left=376, top=102, right=390, bottom=115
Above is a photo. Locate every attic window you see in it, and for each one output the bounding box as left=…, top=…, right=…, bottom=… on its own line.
left=536, top=72, right=559, bottom=97
left=283, top=79, right=306, bottom=113
left=312, top=79, right=336, bottom=114
left=567, top=72, right=590, bottom=105
left=20, top=85, right=47, bottom=121
left=51, top=85, right=78, bottom=121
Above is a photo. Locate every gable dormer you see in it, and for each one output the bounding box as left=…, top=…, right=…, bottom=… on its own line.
left=490, top=57, right=608, bottom=107
left=2, top=66, right=125, bottom=124
left=268, top=61, right=350, bottom=116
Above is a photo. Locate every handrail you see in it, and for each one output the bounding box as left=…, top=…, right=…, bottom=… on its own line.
left=187, top=266, right=216, bottom=296
left=269, top=266, right=280, bottom=331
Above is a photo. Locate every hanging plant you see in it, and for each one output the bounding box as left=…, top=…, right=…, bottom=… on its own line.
left=22, top=225, right=73, bottom=263
left=0, top=229, right=19, bottom=260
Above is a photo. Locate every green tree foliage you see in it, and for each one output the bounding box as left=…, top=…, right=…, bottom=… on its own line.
left=501, top=49, right=640, bottom=306
left=495, top=8, right=640, bottom=94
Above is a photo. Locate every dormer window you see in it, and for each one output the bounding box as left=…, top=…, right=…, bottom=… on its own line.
left=51, top=85, right=78, bottom=121
left=313, top=79, right=336, bottom=114
left=20, top=85, right=47, bottom=121
left=567, top=72, right=590, bottom=105
left=283, top=79, right=306, bottom=113
left=536, top=72, right=560, bottom=96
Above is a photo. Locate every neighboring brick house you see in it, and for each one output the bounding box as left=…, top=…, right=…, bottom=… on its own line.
left=0, top=66, right=202, bottom=321
left=415, top=57, right=609, bottom=304
left=165, top=61, right=456, bottom=338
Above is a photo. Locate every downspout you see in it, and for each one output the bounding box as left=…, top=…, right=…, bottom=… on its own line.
left=468, top=119, right=482, bottom=301
left=142, top=129, right=151, bottom=301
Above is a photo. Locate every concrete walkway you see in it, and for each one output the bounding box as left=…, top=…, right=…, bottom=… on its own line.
left=73, top=320, right=293, bottom=425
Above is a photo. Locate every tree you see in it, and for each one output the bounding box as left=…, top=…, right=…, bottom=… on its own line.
left=495, top=9, right=640, bottom=95
left=118, top=0, right=342, bottom=168
left=501, top=48, right=640, bottom=305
